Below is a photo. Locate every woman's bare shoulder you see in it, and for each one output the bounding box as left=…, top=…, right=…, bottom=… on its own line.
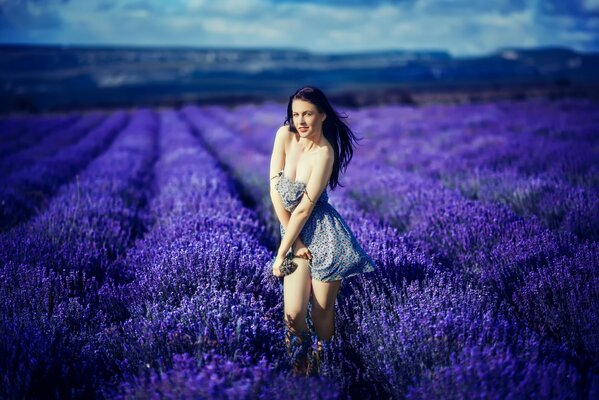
left=276, top=125, right=292, bottom=136
left=313, top=143, right=334, bottom=172
left=318, top=138, right=334, bottom=159
left=275, top=125, right=294, bottom=146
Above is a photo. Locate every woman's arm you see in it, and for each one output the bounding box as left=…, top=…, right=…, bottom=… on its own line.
left=276, top=147, right=333, bottom=258
left=269, top=126, right=294, bottom=231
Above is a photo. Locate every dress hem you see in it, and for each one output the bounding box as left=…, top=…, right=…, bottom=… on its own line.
left=310, top=262, right=376, bottom=283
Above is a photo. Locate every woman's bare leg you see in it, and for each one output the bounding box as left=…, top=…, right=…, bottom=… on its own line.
left=283, top=257, right=312, bottom=333
left=311, top=278, right=342, bottom=341
left=283, top=257, right=313, bottom=374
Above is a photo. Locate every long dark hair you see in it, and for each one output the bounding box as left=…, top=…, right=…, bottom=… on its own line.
left=284, top=86, right=362, bottom=191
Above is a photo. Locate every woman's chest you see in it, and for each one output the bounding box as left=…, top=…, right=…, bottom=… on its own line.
left=283, top=146, right=316, bottom=183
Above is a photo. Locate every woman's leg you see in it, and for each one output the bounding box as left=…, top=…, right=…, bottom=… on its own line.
left=307, top=278, right=341, bottom=375
left=283, top=257, right=312, bottom=374
left=283, top=257, right=312, bottom=333
left=311, top=278, right=342, bottom=341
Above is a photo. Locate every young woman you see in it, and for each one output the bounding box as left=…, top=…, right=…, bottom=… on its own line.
left=268, top=86, right=376, bottom=375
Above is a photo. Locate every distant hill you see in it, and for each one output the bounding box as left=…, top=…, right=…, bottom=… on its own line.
left=0, top=44, right=598, bottom=113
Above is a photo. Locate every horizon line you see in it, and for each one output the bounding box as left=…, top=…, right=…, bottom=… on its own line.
left=0, top=42, right=593, bottom=58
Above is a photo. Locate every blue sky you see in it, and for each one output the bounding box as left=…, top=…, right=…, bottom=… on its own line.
left=1, top=0, right=598, bottom=56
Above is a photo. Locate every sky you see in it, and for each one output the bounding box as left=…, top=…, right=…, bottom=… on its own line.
left=1, top=0, right=598, bottom=56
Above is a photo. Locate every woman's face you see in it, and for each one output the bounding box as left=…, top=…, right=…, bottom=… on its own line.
left=291, top=99, right=326, bottom=138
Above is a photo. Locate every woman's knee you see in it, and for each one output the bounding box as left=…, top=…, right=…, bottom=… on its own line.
left=312, top=295, right=336, bottom=318
left=284, top=303, right=307, bottom=320
left=284, top=307, right=308, bottom=329
left=311, top=303, right=335, bottom=322
left=282, top=258, right=311, bottom=328
left=311, top=310, right=335, bottom=341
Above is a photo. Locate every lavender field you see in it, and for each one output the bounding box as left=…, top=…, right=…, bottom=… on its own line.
left=1, top=98, right=598, bottom=399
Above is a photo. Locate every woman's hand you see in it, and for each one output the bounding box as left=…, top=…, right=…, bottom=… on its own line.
left=272, top=254, right=286, bottom=278
left=293, top=237, right=312, bottom=260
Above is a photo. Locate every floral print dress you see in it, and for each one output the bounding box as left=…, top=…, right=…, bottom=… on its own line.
left=270, top=170, right=376, bottom=282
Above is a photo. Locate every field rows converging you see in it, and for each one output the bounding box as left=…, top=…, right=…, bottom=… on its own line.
left=0, top=113, right=81, bottom=159
left=0, top=108, right=159, bottom=397
left=181, top=104, right=595, bottom=398
left=0, top=112, right=104, bottom=178
left=195, top=101, right=598, bottom=396
left=0, top=111, right=130, bottom=230
left=0, top=97, right=597, bottom=399
left=346, top=101, right=599, bottom=242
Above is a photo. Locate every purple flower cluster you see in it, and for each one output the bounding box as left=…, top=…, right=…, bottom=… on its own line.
left=115, top=352, right=339, bottom=400
left=180, top=105, right=278, bottom=247
left=0, top=109, right=155, bottom=275
left=405, top=340, right=580, bottom=399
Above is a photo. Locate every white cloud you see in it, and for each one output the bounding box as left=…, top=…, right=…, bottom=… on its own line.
left=582, top=0, right=599, bottom=12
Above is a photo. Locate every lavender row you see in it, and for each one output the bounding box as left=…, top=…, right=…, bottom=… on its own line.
left=441, top=168, right=598, bottom=241
left=354, top=100, right=599, bottom=244
left=316, top=99, right=599, bottom=243
left=181, top=105, right=281, bottom=247
left=202, top=104, right=593, bottom=398
left=493, top=98, right=599, bottom=144
left=340, top=110, right=599, bottom=386
left=94, top=110, right=339, bottom=398
left=336, top=270, right=582, bottom=398
left=0, top=108, right=157, bottom=276
left=348, top=101, right=599, bottom=241
left=346, top=100, right=598, bottom=184
left=0, top=109, right=159, bottom=398
left=0, top=113, right=81, bottom=159
left=334, top=174, right=594, bottom=396
left=0, top=263, right=107, bottom=398
left=115, top=352, right=338, bottom=400
left=0, top=112, right=104, bottom=178
left=0, top=112, right=129, bottom=230
left=345, top=162, right=598, bottom=363
left=325, top=180, right=589, bottom=396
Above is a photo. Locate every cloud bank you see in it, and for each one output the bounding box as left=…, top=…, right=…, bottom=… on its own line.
left=0, top=0, right=598, bottom=56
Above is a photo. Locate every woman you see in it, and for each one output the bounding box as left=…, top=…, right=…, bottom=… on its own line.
left=268, top=86, right=376, bottom=376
